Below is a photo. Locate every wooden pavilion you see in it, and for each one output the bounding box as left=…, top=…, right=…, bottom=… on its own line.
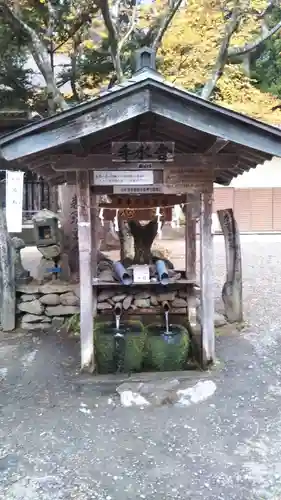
left=1, top=47, right=281, bottom=372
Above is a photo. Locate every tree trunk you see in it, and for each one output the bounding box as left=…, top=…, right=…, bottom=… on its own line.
left=99, top=220, right=120, bottom=251
left=129, top=218, right=159, bottom=264
left=117, top=216, right=134, bottom=265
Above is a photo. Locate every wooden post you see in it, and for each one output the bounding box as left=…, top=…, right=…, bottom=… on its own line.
left=91, top=192, right=98, bottom=325
left=185, top=196, right=196, bottom=280
left=217, top=208, right=243, bottom=323
left=199, top=189, right=215, bottom=365
left=49, top=185, right=58, bottom=213
left=0, top=209, right=15, bottom=331
left=76, top=171, right=94, bottom=372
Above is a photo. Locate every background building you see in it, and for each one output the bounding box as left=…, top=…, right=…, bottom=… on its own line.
left=213, top=157, right=281, bottom=232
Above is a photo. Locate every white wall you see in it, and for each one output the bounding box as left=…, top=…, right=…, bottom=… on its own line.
left=215, top=157, right=281, bottom=188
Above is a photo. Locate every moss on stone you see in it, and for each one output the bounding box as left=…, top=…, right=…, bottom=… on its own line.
left=94, top=320, right=146, bottom=374
left=144, top=323, right=189, bottom=371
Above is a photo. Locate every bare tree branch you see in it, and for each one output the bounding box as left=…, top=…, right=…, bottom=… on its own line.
left=151, top=0, right=183, bottom=52
left=201, top=4, right=240, bottom=100
left=70, top=35, right=84, bottom=102
left=118, top=2, right=138, bottom=55
left=53, top=9, right=97, bottom=53
left=0, top=1, right=68, bottom=112
left=227, top=15, right=281, bottom=60
left=99, top=0, right=124, bottom=82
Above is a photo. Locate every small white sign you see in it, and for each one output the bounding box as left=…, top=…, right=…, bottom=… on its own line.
left=133, top=265, right=150, bottom=283
left=5, top=170, right=24, bottom=233
left=113, top=184, right=163, bottom=194
left=93, top=170, right=153, bottom=186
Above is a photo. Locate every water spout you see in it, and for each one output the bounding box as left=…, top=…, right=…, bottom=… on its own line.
left=163, top=301, right=170, bottom=334
left=114, top=303, right=122, bottom=332
left=155, top=260, right=169, bottom=285
left=113, top=261, right=132, bottom=285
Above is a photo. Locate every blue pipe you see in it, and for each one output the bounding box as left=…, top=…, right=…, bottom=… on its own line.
left=156, top=259, right=169, bottom=285
left=113, top=261, right=132, bottom=286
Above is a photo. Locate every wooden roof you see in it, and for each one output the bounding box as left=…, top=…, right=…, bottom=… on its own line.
left=0, top=56, right=281, bottom=185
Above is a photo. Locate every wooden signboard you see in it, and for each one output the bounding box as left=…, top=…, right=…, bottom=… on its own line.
left=111, top=141, right=175, bottom=163
left=93, top=170, right=153, bottom=186
left=163, top=166, right=214, bottom=185
left=163, top=183, right=212, bottom=194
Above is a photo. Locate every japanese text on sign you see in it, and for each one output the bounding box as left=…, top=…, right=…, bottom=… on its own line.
left=113, top=185, right=163, bottom=194
left=5, top=170, right=24, bottom=233
left=111, top=141, right=174, bottom=163
left=93, top=170, right=153, bottom=186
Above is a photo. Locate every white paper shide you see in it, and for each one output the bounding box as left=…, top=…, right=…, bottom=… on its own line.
left=5, top=171, right=24, bottom=233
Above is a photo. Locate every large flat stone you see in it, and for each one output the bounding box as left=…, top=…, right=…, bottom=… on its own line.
left=134, top=298, right=151, bottom=308
left=18, top=299, right=44, bottom=315
left=97, top=290, right=115, bottom=302
left=171, top=298, right=188, bottom=308
left=16, top=283, right=40, bottom=294
left=39, top=283, right=75, bottom=294
left=19, top=294, right=40, bottom=302
left=123, top=295, right=133, bottom=310
left=157, top=292, right=176, bottom=302
left=112, top=294, right=127, bottom=303
left=21, top=314, right=49, bottom=323
left=45, top=305, right=80, bottom=316
left=39, top=294, right=61, bottom=306
left=97, top=302, right=112, bottom=310
left=60, top=292, right=79, bottom=306
left=134, top=291, right=151, bottom=300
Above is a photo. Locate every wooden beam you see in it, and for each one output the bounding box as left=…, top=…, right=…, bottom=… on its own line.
left=185, top=196, right=196, bottom=280
left=206, top=138, right=229, bottom=154
left=217, top=209, right=243, bottom=323
left=49, top=153, right=238, bottom=171
left=200, top=188, right=214, bottom=366
left=76, top=170, right=94, bottom=373
left=1, top=91, right=151, bottom=161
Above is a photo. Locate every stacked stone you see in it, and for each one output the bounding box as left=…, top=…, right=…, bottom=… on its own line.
left=16, top=282, right=79, bottom=330
left=97, top=289, right=191, bottom=313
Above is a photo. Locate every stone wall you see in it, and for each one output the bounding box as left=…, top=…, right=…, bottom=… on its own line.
left=16, top=281, right=192, bottom=331
left=97, top=287, right=191, bottom=314
left=16, top=281, right=228, bottom=331
left=16, top=282, right=79, bottom=330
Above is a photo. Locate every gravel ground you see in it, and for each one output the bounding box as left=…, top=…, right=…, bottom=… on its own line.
left=1, top=235, right=281, bottom=499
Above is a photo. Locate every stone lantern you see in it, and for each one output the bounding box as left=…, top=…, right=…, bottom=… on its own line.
left=32, top=209, right=60, bottom=249
left=32, top=209, right=67, bottom=282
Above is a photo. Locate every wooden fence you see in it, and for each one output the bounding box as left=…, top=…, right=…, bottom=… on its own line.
left=0, top=172, right=53, bottom=223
